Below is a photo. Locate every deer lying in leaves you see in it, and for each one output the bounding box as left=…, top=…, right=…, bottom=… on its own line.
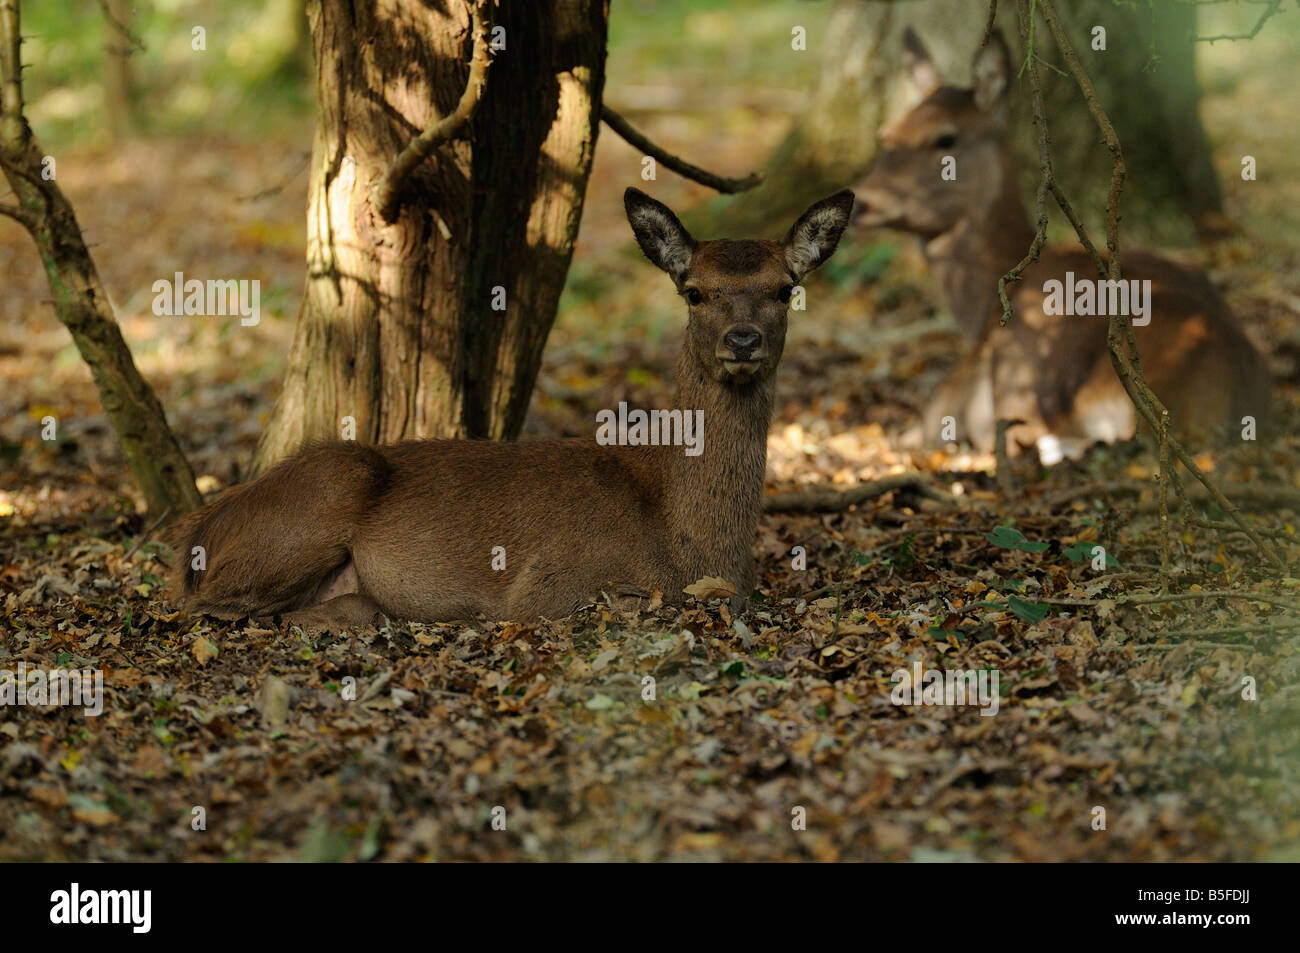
left=166, top=188, right=854, bottom=628
left=852, top=28, right=1269, bottom=462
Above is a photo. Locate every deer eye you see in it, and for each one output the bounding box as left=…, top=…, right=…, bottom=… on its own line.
left=934, top=133, right=958, bottom=150
left=778, top=284, right=794, bottom=303
left=685, top=288, right=703, bottom=306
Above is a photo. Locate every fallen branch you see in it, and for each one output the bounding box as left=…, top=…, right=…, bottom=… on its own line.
left=1045, top=480, right=1300, bottom=509
left=1037, top=590, right=1300, bottom=614
left=601, top=105, right=764, bottom=195
left=764, top=473, right=955, bottom=514
left=123, top=506, right=172, bottom=562
left=373, top=0, right=492, bottom=224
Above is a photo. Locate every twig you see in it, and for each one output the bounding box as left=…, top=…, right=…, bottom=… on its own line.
left=373, top=0, right=492, bottom=224
left=1189, top=517, right=1299, bottom=543
left=96, top=0, right=145, bottom=56
left=1158, top=410, right=1170, bottom=578
left=1045, top=479, right=1300, bottom=508
left=238, top=150, right=311, bottom=203
left=997, top=7, right=1050, bottom=327
left=1038, top=589, right=1300, bottom=613
left=123, top=506, right=172, bottom=562
left=982, top=0, right=1000, bottom=45
left=1144, top=641, right=1257, bottom=651
left=601, top=105, right=764, bottom=195
left=1144, top=619, right=1300, bottom=640
left=1195, top=0, right=1283, bottom=42
left=764, top=474, right=956, bottom=514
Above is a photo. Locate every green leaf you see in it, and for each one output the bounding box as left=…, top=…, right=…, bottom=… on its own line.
left=1063, top=541, right=1121, bottom=567
left=1007, top=596, right=1050, bottom=623
left=984, top=526, right=1049, bottom=553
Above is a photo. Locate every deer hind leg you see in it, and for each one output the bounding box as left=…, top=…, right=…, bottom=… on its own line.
left=166, top=443, right=391, bottom=619
left=283, top=593, right=386, bottom=634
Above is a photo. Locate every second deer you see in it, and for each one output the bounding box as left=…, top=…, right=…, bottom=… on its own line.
left=852, top=28, right=1269, bottom=463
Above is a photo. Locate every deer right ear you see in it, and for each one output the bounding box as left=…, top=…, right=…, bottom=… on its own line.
left=625, top=188, right=695, bottom=283
left=972, top=29, right=1012, bottom=111
left=784, top=190, right=855, bottom=282
left=901, top=27, right=942, bottom=97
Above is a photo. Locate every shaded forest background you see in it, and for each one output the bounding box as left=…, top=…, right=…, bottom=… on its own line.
left=0, top=0, right=1297, bottom=862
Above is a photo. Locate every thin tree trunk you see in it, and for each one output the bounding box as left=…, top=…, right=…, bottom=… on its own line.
left=102, top=0, right=135, bottom=140
left=252, top=0, right=609, bottom=473
left=0, top=0, right=200, bottom=517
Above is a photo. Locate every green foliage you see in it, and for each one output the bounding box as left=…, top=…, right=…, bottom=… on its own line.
left=23, top=0, right=311, bottom=143
left=985, top=526, right=1050, bottom=553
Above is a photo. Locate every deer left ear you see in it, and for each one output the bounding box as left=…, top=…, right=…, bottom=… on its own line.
left=625, top=187, right=696, bottom=283
left=784, top=190, right=855, bottom=282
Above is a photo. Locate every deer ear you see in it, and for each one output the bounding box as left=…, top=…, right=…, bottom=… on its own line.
left=902, top=26, right=942, bottom=97
left=625, top=187, right=695, bottom=282
left=972, top=29, right=1012, bottom=111
left=784, top=190, right=855, bottom=282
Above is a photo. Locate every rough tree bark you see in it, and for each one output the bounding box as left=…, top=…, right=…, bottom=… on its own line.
left=720, top=0, right=1224, bottom=246
left=0, top=0, right=200, bottom=517
left=251, top=0, right=609, bottom=473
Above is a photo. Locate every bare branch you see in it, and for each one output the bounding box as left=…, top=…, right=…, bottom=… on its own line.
left=982, top=0, right=999, bottom=45
left=996, top=10, right=1051, bottom=327
left=1196, top=0, right=1284, bottom=42
left=374, top=0, right=493, bottom=224
left=96, top=0, right=145, bottom=56
left=0, top=200, right=25, bottom=221
left=601, top=105, right=764, bottom=195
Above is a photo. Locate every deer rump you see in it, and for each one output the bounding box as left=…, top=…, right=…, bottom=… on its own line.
left=929, top=249, right=1270, bottom=460
left=165, top=439, right=681, bottom=626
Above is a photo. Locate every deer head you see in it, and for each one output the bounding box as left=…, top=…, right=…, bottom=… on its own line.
left=625, top=187, right=855, bottom=384
left=853, top=27, right=1015, bottom=239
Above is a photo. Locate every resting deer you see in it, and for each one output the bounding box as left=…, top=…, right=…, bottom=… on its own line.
left=852, top=28, right=1269, bottom=462
left=165, top=188, right=855, bottom=628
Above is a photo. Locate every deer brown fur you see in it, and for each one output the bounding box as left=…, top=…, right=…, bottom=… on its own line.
left=853, top=28, right=1269, bottom=461
left=165, top=188, right=854, bottom=628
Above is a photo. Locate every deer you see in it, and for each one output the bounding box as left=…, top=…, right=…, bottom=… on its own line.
left=164, top=187, right=855, bottom=629
left=852, top=27, right=1270, bottom=463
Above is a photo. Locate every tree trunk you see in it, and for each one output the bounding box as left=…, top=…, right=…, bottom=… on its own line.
left=717, top=0, right=1222, bottom=246
left=252, top=0, right=609, bottom=473
left=1, top=0, right=200, bottom=518
left=102, top=0, right=135, bottom=140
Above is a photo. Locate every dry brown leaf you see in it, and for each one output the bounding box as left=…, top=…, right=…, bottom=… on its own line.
left=683, top=576, right=737, bottom=600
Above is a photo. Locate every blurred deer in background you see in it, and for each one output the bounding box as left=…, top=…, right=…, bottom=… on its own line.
left=852, top=28, right=1269, bottom=462
left=165, top=188, right=855, bottom=629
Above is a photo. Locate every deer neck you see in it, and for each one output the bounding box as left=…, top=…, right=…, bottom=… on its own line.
left=662, top=350, right=775, bottom=589
left=923, top=155, right=1035, bottom=341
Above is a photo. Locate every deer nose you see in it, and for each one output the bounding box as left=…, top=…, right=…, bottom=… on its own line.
left=723, top=329, right=762, bottom=358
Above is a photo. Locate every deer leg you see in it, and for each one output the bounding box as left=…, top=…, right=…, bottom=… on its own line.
left=282, top=593, right=385, bottom=634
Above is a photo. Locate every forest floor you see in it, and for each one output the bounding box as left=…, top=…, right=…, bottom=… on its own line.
left=3, top=55, right=1300, bottom=859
